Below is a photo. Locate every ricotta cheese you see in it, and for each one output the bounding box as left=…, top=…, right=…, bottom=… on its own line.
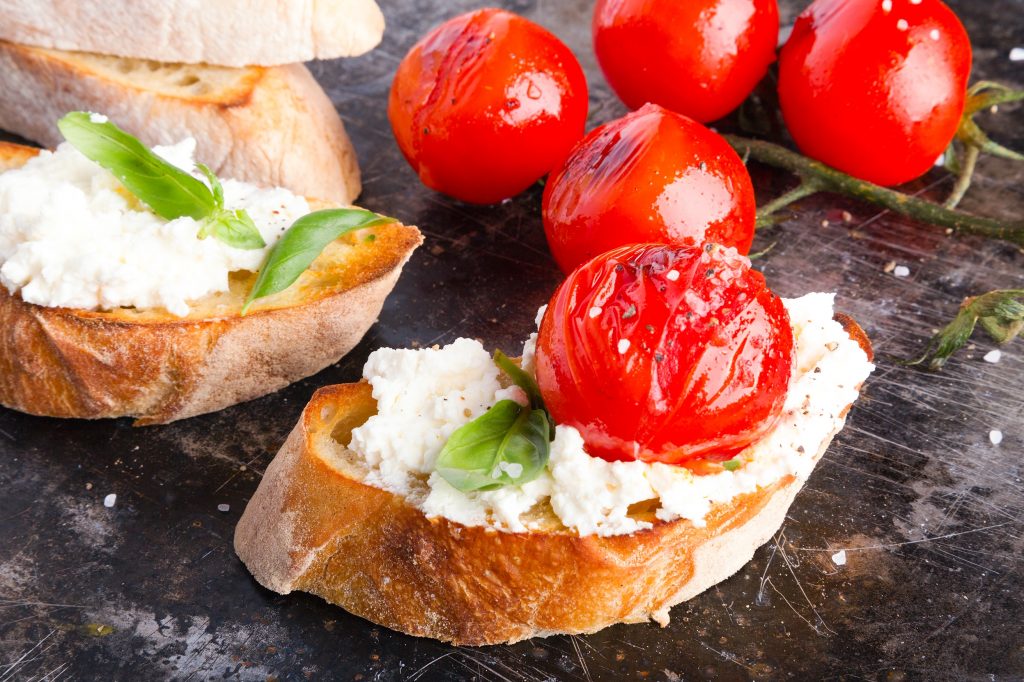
left=0, top=138, right=310, bottom=316
left=348, top=293, right=875, bottom=537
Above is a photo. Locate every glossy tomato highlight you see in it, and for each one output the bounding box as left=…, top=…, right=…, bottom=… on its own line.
left=778, top=0, right=972, bottom=186
left=543, top=104, right=756, bottom=274
left=535, top=243, right=794, bottom=465
left=389, top=8, right=588, bottom=204
left=593, top=0, right=780, bottom=122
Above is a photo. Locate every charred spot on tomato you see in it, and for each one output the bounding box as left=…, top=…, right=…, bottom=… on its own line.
left=535, top=242, right=794, bottom=465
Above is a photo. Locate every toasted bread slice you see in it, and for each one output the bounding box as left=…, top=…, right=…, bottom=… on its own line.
left=0, top=0, right=384, bottom=66
left=234, top=317, right=872, bottom=645
left=0, top=143, right=422, bottom=425
left=0, top=41, right=362, bottom=205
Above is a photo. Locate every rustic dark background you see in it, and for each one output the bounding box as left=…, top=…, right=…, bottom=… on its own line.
left=1, top=1, right=1022, bottom=680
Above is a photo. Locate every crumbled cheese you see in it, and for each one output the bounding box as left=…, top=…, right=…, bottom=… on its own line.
left=617, top=339, right=631, bottom=354
left=349, top=338, right=504, bottom=496
left=990, top=430, right=1004, bottom=445
left=831, top=550, right=847, bottom=566
left=103, top=494, right=117, bottom=508
left=0, top=137, right=309, bottom=316
left=349, top=294, right=875, bottom=536
left=983, top=350, right=1002, bottom=364
left=589, top=306, right=602, bottom=318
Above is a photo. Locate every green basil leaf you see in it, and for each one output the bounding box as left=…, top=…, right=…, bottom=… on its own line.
left=435, top=400, right=551, bottom=493
left=197, top=163, right=225, bottom=209
left=493, top=350, right=546, bottom=412
left=57, top=112, right=216, bottom=221
left=242, top=208, right=394, bottom=313
left=200, top=210, right=266, bottom=250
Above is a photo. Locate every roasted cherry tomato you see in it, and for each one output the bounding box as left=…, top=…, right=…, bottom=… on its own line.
left=593, top=0, right=779, bottom=122
left=543, top=104, right=756, bottom=274
left=389, top=8, right=588, bottom=204
left=535, top=243, right=793, bottom=465
left=778, top=0, right=972, bottom=187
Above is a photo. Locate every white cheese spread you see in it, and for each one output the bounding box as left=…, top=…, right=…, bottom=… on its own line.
left=0, top=138, right=310, bottom=316
left=348, top=293, right=875, bottom=537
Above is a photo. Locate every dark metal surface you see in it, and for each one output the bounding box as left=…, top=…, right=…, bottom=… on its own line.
left=2, top=1, right=1022, bottom=679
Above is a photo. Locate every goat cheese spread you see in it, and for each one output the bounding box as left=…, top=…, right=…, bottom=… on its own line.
left=0, top=139, right=310, bottom=316
left=348, top=293, right=875, bottom=537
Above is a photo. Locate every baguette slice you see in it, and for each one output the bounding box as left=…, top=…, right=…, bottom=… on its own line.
left=234, top=316, right=873, bottom=645
left=0, top=41, right=362, bottom=205
left=0, top=0, right=384, bottom=67
left=0, top=142, right=422, bottom=425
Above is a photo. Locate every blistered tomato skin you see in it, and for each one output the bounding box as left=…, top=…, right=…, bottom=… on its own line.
left=593, top=0, right=780, bottom=123
left=388, top=9, right=588, bottom=205
left=543, top=104, right=756, bottom=274
left=535, top=243, right=794, bottom=465
left=778, top=0, right=972, bottom=187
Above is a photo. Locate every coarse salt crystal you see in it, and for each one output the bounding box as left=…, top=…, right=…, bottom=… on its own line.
left=217, top=503, right=230, bottom=513
left=882, top=0, right=892, bottom=11
left=983, top=350, right=1002, bottom=364
left=831, top=550, right=847, bottom=566
left=1010, top=47, right=1024, bottom=62
left=588, top=306, right=602, bottom=319
left=990, top=430, right=1003, bottom=445
left=893, top=265, right=910, bottom=278
left=896, top=19, right=909, bottom=31
left=89, top=113, right=109, bottom=123
left=103, top=493, right=117, bottom=508
left=930, top=29, right=940, bottom=41
left=617, top=339, right=631, bottom=354
left=666, top=270, right=680, bottom=281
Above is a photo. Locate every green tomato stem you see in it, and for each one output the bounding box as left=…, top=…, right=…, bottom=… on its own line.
left=725, top=135, right=1024, bottom=247
left=944, top=144, right=980, bottom=210
left=755, top=177, right=826, bottom=228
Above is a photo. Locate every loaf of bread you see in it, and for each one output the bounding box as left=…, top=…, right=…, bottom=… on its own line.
left=234, top=316, right=872, bottom=645
left=0, top=142, right=422, bottom=425
left=0, top=0, right=385, bottom=66
left=0, top=41, right=363, bottom=205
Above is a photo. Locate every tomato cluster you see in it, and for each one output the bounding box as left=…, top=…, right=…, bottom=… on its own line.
left=387, top=1, right=974, bottom=464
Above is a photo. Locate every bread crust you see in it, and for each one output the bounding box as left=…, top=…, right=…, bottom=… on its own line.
left=0, top=41, right=362, bottom=205
left=0, top=0, right=385, bottom=66
left=0, top=144, right=423, bottom=424
left=234, top=319, right=872, bottom=645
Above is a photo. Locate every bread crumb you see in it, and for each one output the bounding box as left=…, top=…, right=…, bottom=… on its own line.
left=651, top=608, right=671, bottom=627
left=983, top=350, right=1002, bottom=364
left=103, top=493, right=117, bottom=508
left=831, top=550, right=847, bottom=566
left=990, top=430, right=1003, bottom=445
left=883, top=261, right=896, bottom=273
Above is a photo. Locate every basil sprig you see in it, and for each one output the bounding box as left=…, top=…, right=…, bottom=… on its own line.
left=241, top=208, right=395, bottom=313
left=435, top=351, right=554, bottom=493
left=57, top=112, right=264, bottom=250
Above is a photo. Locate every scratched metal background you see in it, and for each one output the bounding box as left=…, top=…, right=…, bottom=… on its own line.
left=1, top=0, right=1022, bottom=680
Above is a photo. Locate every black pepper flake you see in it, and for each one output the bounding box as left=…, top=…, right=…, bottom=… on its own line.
left=797, top=446, right=805, bottom=453
left=623, top=304, right=637, bottom=319
left=704, top=243, right=714, bottom=252
left=615, top=264, right=624, bottom=272
left=705, top=268, right=715, bottom=278
left=645, top=324, right=655, bottom=333
left=814, top=367, right=822, bottom=373
left=654, top=352, right=665, bottom=363
left=423, top=127, right=430, bottom=135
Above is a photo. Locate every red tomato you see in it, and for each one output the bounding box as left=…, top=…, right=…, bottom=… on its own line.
left=535, top=243, right=794, bottom=465
left=388, top=9, right=588, bottom=204
left=778, top=0, right=972, bottom=187
left=542, top=104, right=756, bottom=274
left=593, top=0, right=780, bottom=122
